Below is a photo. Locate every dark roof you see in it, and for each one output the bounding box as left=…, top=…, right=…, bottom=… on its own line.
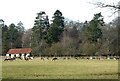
left=7, top=48, right=32, bottom=54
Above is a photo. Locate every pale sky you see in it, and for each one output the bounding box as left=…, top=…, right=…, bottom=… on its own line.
left=0, top=0, right=119, bottom=29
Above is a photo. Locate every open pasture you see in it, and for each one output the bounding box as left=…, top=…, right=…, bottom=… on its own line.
left=2, top=58, right=118, bottom=79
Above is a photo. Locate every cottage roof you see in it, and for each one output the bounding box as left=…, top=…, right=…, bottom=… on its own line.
left=7, top=48, right=32, bottom=54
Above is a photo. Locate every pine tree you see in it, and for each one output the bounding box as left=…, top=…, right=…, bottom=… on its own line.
left=84, top=12, right=104, bottom=43
left=8, top=23, right=19, bottom=48
left=46, top=10, right=64, bottom=45
left=2, top=25, right=9, bottom=55
left=32, top=11, right=50, bottom=45
left=31, top=11, right=50, bottom=56
left=16, top=21, right=25, bottom=47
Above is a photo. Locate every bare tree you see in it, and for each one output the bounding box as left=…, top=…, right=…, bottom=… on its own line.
left=89, top=1, right=120, bottom=16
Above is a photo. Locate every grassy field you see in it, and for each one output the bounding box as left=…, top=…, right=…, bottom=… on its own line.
left=2, top=58, right=118, bottom=79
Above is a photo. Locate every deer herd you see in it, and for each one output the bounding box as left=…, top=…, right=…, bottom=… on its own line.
left=4, top=57, right=33, bottom=61
left=3, top=56, right=119, bottom=61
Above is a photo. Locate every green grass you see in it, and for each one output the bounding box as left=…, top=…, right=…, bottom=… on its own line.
left=2, top=58, right=118, bottom=79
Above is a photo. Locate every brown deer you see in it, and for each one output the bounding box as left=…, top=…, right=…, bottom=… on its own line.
left=52, top=57, right=58, bottom=61
left=41, top=57, right=44, bottom=60
left=4, top=57, right=16, bottom=61
left=25, top=57, right=29, bottom=61
left=75, top=57, right=78, bottom=60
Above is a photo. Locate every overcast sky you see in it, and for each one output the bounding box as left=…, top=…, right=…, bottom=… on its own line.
left=0, top=0, right=119, bottom=29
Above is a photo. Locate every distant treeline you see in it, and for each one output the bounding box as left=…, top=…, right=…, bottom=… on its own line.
left=1, top=10, right=120, bottom=56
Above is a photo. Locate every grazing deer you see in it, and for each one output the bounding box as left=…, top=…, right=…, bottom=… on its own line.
left=41, top=57, right=44, bottom=60
left=4, top=57, right=16, bottom=61
left=75, top=57, right=78, bottom=60
left=46, top=57, right=49, bottom=60
left=52, top=57, right=58, bottom=61
left=25, top=57, right=30, bottom=61
left=67, top=57, right=70, bottom=60
left=116, top=57, right=119, bottom=60
left=87, top=57, right=89, bottom=60
left=63, top=57, right=66, bottom=60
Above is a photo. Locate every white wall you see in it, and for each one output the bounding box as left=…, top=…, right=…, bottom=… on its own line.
left=11, top=54, right=14, bottom=58
left=6, top=54, right=9, bottom=57
left=16, top=54, right=19, bottom=57
left=26, top=53, right=30, bottom=57
left=21, top=54, right=25, bottom=59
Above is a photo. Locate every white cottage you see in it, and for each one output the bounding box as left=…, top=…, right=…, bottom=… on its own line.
left=6, top=48, right=32, bottom=59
